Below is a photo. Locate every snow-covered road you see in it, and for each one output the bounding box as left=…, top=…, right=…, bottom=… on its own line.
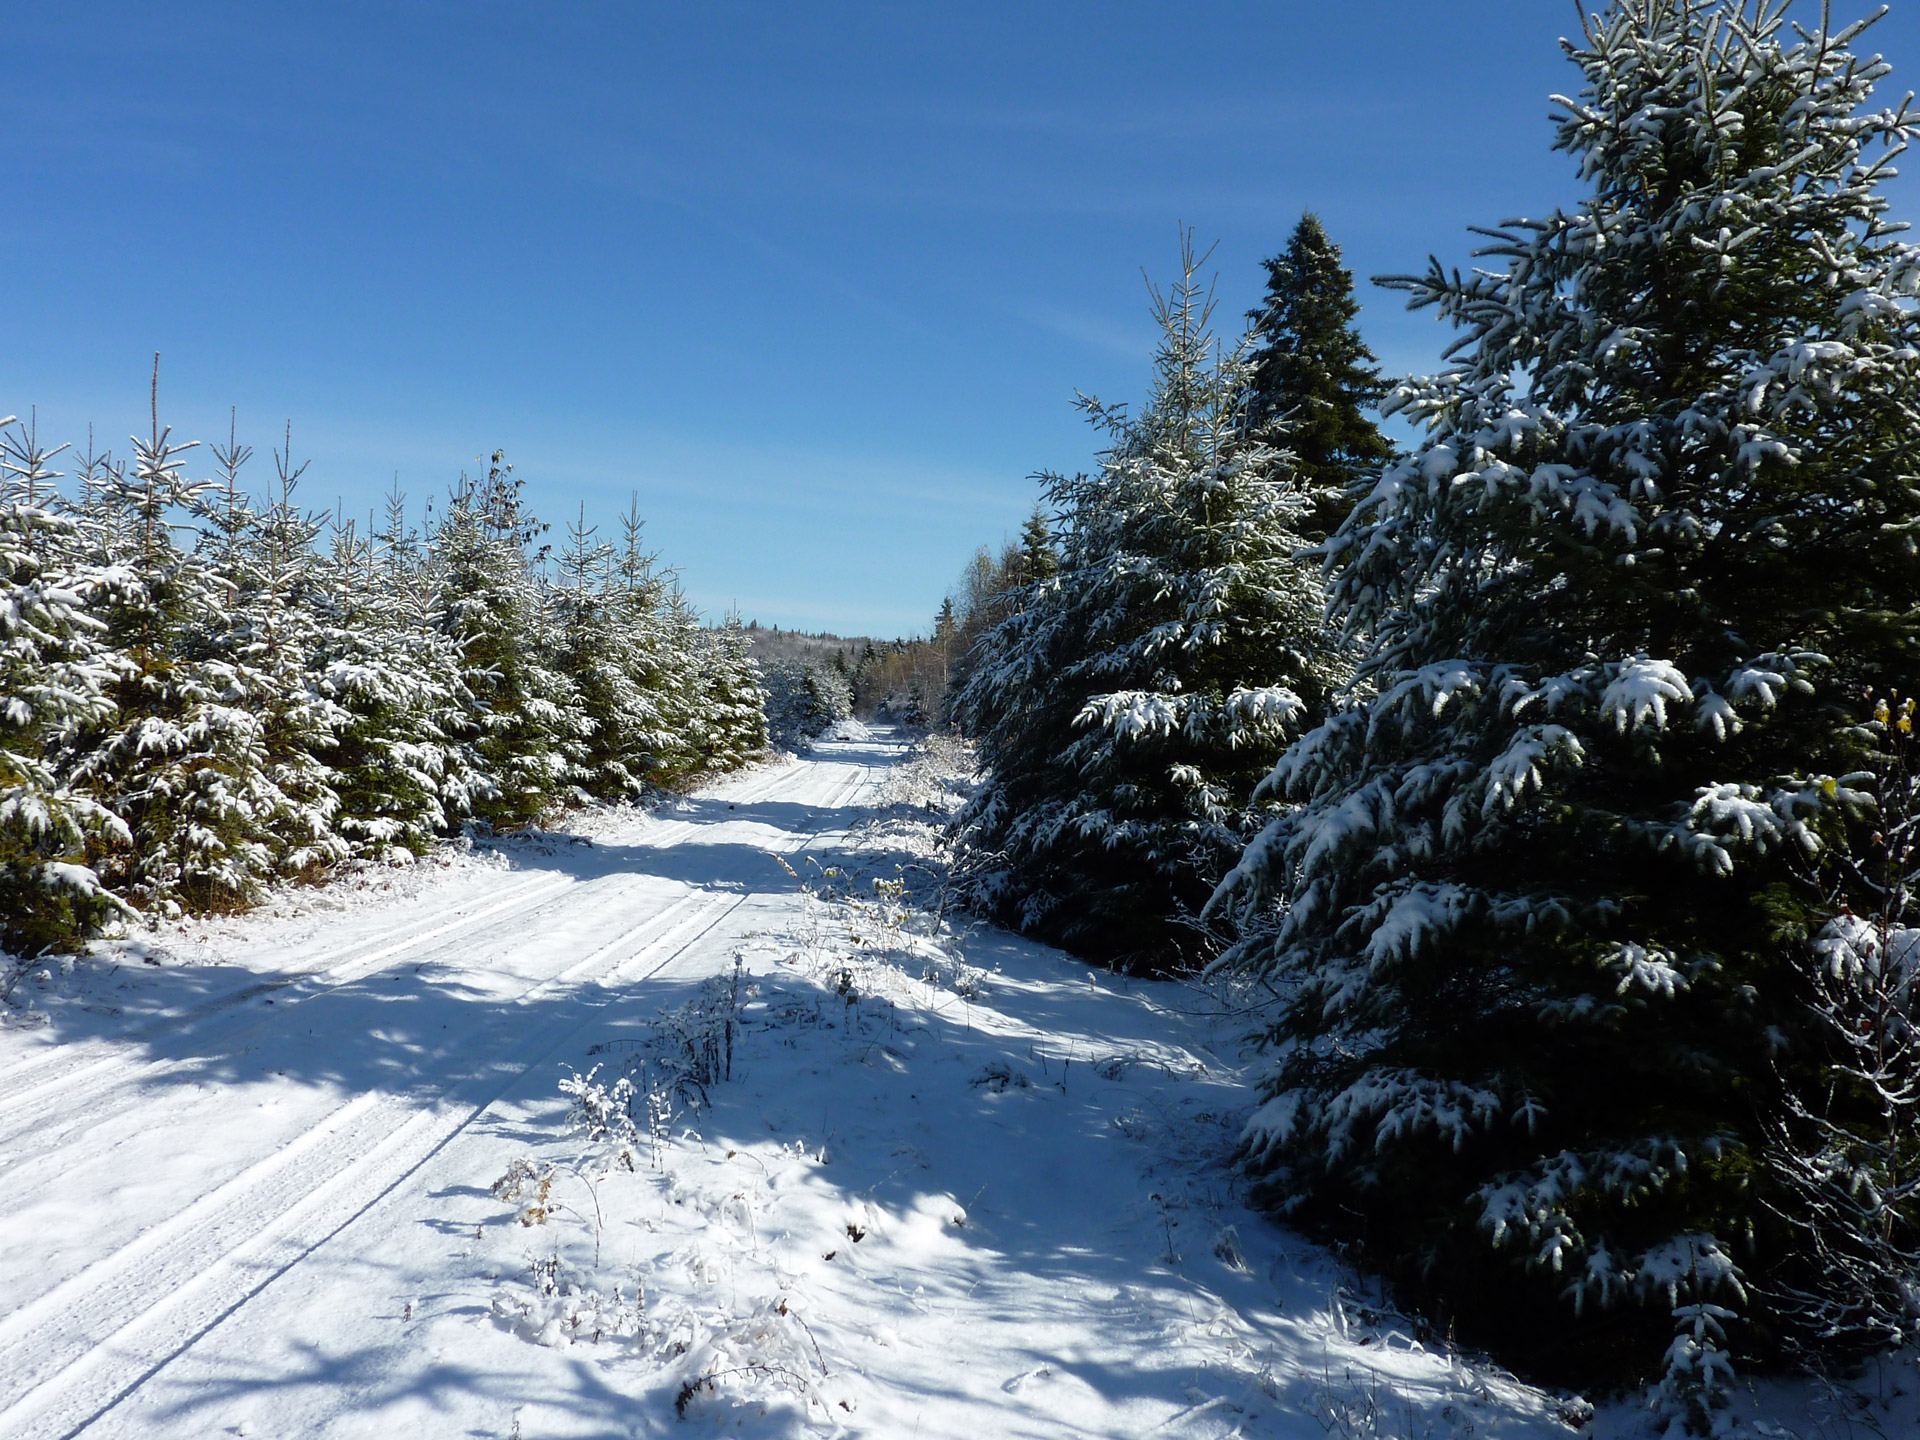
left=0, top=742, right=884, bottom=1438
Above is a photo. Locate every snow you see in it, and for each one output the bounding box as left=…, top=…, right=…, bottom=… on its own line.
left=819, top=718, right=874, bottom=742
left=2, top=734, right=1916, bottom=1438
left=1598, top=658, right=1690, bottom=734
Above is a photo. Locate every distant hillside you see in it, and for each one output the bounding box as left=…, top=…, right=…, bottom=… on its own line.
left=738, top=625, right=869, bottom=670
left=735, top=624, right=950, bottom=724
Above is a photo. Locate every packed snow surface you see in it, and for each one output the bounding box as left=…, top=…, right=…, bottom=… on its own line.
left=2, top=734, right=1914, bottom=1438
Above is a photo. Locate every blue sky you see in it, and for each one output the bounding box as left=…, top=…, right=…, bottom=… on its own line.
left=9, top=2, right=1920, bottom=635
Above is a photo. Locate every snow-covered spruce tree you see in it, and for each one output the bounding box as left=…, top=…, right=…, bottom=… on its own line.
left=953, top=240, right=1340, bottom=972
left=606, top=502, right=715, bottom=786
left=695, top=616, right=770, bottom=772
left=313, top=487, right=484, bottom=857
left=191, top=420, right=349, bottom=879
left=551, top=504, right=642, bottom=801
left=0, top=418, right=128, bottom=951
left=1019, top=504, right=1059, bottom=582
left=641, top=584, right=719, bottom=785
left=66, top=383, right=284, bottom=914
left=1209, top=0, right=1920, bottom=1399
left=556, top=496, right=755, bottom=797
left=1245, top=213, right=1395, bottom=541
left=431, top=453, right=572, bottom=830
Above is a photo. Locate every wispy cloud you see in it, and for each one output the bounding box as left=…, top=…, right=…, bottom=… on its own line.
left=1014, top=303, right=1157, bottom=362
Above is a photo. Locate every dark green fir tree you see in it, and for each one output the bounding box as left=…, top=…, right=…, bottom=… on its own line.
left=1246, top=213, right=1393, bottom=538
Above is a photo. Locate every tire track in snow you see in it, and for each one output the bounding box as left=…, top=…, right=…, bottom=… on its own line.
left=0, top=753, right=825, bottom=1144
left=0, top=881, right=713, bottom=1344
left=0, top=868, right=573, bottom=1100
left=0, top=871, right=584, bottom=1129
left=784, top=750, right=881, bottom=851
left=0, top=870, right=661, bottom=1171
left=0, top=888, right=750, bottom=1440
left=0, top=754, right=804, bottom=1102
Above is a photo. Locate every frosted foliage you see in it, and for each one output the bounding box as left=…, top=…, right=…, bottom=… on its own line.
left=0, top=415, right=763, bottom=950
left=1214, top=0, right=1920, bottom=1392
left=61, top=414, right=297, bottom=913
left=0, top=418, right=128, bottom=950
left=692, top=619, right=770, bottom=774
left=761, top=660, right=852, bottom=749
left=1599, top=659, right=1690, bottom=734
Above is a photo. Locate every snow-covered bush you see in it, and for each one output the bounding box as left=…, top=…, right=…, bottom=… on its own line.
left=761, top=660, right=852, bottom=750
left=1756, top=703, right=1920, bottom=1371
left=1210, top=0, right=1920, bottom=1398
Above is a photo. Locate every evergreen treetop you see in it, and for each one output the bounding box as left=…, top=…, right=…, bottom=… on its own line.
left=1246, top=212, right=1393, bottom=538
left=1019, top=505, right=1058, bottom=582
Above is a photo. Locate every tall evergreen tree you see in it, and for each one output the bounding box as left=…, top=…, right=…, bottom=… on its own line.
left=1246, top=213, right=1394, bottom=538
left=0, top=419, right=127, bottom=951
left=954, top=239, right=1341, bottom=972
left=1212, top=0, right=1920, bottom=1406
left=432, top=452, right=570, bottom=829
left=68, top=378, right=281, bottom=913
left=552, top=503, right=628, bottom=800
